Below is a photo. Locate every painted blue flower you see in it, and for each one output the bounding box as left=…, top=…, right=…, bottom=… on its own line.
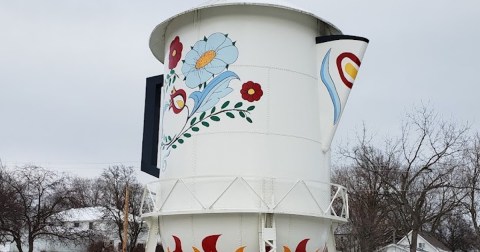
left=181, top=33, right=239, bottom=88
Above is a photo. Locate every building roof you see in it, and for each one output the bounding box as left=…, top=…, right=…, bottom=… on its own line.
left=59, top=207, right=104, bottom=222
left=59, top=206, right=143, bottom=223
left=395, top=230, right=450, bottom=252
left=378, top=244, right=409, bottom=252
left=418, top=231, right=450, bottom=251
left=149, top=0, right=341, bottom=63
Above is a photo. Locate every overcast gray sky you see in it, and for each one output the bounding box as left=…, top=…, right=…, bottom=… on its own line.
left=1, top=0, right=479, bottom=183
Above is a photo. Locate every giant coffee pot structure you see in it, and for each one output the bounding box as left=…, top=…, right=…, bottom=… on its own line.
left=140, top=1, right=368, bottom=251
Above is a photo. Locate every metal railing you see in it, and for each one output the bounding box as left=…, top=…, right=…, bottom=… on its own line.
left=140, top=176, right=348, bottom=222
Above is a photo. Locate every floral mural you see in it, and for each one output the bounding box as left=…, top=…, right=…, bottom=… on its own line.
left=320, top=48, right=363, bottom=126
left=169, top=36, right=183, bottom=69
left=240, top=81, right=263, bottom=102
left=160, top=32, right=263, bottom=171
left=181, top=33, right=239, bottom=89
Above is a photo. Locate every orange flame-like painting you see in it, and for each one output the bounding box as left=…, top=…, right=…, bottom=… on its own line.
left=169, top=234, right=247, bottom=252
left=168, top=235, right=326, bottom=252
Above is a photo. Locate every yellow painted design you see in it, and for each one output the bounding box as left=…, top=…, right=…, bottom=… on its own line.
left=172, top=50, right=177, bottom=57
left=193, top=246, right=201, bottom=252
left=196, top=50, right=216, bottom=69
left=235, top=246, right=246, bottom=252
left=345, top=63, right=358, bottom=80
left=248, top=88, right=255, bottom=95
left=175, top=100, right=185, bottom=109
left=283, top=246, right=291, bottom=252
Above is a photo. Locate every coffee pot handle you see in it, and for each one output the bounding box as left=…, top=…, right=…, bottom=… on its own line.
left=141, top=75, right=163, bottom=178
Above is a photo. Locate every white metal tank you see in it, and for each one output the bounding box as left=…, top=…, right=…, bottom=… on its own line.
left=141, top=1, right=368, bottom=251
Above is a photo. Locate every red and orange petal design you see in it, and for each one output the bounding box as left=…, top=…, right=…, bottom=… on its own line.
left=168, top=235, right=323, bottom=252
left=240, top=81, right=263, bottom=102
left=169, top=36, right=183, bottom=69
left=169, top=234, right=246, bottom=252
left=284, top=239, right=322, bottom=252
left=284, top=238, right=309, bottom=252
left=197, top=234, right=221, bottom=252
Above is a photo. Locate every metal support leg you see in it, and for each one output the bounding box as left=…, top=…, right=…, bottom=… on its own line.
left=145, top=216, right=160, bottom=252
left=260, top=213, right=276, bottom=252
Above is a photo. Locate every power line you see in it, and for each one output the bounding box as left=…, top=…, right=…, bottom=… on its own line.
left=3, top=160, right=140, bottom=167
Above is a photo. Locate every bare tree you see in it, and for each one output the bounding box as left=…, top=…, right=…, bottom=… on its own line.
left=388, top=108, right=468, bottom=252
left=0, top=165, right=92, bottom=252
left=462, top=133, right=480, bottom=241
left=335, top=131, right=402, bottom=251
left=433, top=211, right=479, bottom=251
left=336, top=107, right=468, bottom=252
left=0, top=161, right=22, bottom=245
left=70, top=177, right=102, bottom=208
left=97, top=165, right=146, bottom=252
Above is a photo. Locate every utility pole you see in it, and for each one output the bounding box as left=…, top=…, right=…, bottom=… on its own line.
left=122, top=184, right=130, bottom=252
left=393, top=229, right=396, bottom=244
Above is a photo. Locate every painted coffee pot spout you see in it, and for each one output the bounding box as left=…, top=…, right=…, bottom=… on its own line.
left=315, top=35, right=369, bottom=151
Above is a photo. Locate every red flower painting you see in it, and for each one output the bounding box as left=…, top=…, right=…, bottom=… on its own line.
left=240, top=81, right=263, bottom=102
left=170, top=88, right=187, bottom=114
left=169, top=36, right=183, bottom=69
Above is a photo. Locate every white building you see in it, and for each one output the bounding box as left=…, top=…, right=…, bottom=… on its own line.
left=0, top=207, right=147, bottom=252
left=378, top=231, right=449, bottom=252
